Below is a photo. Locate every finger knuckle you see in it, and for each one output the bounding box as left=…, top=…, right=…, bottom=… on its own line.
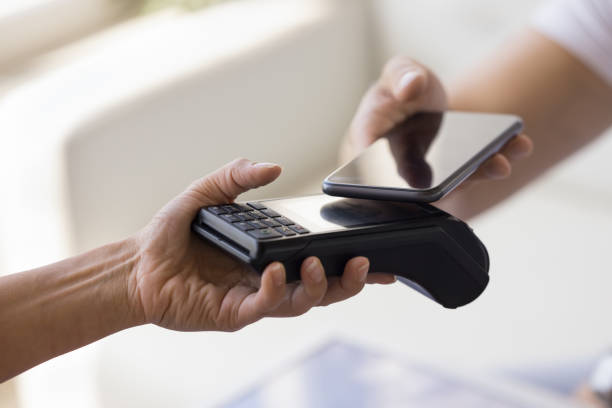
left=347, top=281, right=366, bottom=297
left=289, top=294, right=314, bottom=317
left=295, top=304, right=313, bottom=316
left=306, top=288, right=326, bottom=305
left=226, top=165, right=249, bottom=192
left=230, top=157, right=250, bottom=166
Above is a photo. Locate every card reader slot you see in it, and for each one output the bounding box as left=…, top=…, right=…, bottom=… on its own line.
left=192, top=224, right=251, bottom=263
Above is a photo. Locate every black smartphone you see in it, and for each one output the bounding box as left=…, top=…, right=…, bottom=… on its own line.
left=192, top=194, right=489, bottom=309
left=323, top=111, right=523, bottom=202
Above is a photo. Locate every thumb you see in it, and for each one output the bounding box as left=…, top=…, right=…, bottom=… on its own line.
left=159, top=158, right=281, bottom=227
left=190, top=158, right=281, bottom=204
left=379, top=56, right=429, bottom=102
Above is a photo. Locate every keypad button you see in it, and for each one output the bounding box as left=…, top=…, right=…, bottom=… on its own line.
left=248, top=228, right=282, bottom=239
left=261, top=209, right=281, bottom=218
left=261, top=218, right=282, bottom=228
left=289, top=224, right=309, bottom=234
left=234, top=222, right=253, bottom=231
left=235, top=213, right=254, bottom=221
left=232, top=204, right=253, bottom=212
left=207, top=206, right=226, bottom=215
left=221, top=205, right=240, bottom=214
left=247, top=202, right=267, bottom=210
left=250, top=211, right=268, bottom=220
left=220, top=214, right=241, bottom=223
left=275, top=226, right=296, bottom=236
left=276, top=217, right=295, bottom=226
left=247, top=220, right=268, bottom=229
left=209, top=203, right=306, bottom=236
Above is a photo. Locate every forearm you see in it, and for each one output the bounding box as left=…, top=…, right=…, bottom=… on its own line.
left=0, top=238, right=143, bottom=382
left=443, top=29, right=612, bottom=219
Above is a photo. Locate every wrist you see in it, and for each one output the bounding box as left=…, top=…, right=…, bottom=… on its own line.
left=75, top=235, right=147, bottom=332
left=114, top=236, right=147, bottom=329
left=65, top=236, right=147, bottom=333
left=0, top=236, right=146, bottom=379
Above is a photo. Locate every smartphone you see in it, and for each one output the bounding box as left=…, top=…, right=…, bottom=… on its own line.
left=192, top=194, right=489, bottom=309
left=323, top=111, right=523, bottom=202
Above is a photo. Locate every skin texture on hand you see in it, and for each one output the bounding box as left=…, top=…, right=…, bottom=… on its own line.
left=129, top=158, right=395, bottom=332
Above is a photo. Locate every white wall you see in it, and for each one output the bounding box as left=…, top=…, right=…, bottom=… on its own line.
left=0, top=0, right=133, bottom=67
left=369, top=0, right=546, bottom=80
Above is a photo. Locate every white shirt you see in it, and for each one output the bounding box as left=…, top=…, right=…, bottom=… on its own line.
left=533, top=0, right=612, bottom=86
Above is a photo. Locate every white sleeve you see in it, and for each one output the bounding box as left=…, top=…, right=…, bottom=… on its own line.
left=532, top=0, right=612, bottom=87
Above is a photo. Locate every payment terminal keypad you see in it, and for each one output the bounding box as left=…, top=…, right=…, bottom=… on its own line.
left=204, top=203, right=310, bottom=239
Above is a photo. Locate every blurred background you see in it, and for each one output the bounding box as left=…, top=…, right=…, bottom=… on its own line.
left=1, top=0, right=611, bottom=406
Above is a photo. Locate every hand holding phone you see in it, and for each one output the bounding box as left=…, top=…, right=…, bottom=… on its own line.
left=345, top=56, right=533, bottom=196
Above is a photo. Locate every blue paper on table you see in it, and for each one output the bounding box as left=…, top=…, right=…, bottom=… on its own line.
left=222, top=341, right=561, bottom=408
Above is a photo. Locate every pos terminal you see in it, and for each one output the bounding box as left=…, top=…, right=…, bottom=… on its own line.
left=192, top=195, right=489, bottom=309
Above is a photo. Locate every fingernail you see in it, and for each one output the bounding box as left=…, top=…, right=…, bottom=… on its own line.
left=398, top=71, right=421, bottom=92
left=358, top=260, right=369, bottom=282
left=306, top=258, right=323, bottom=284
left=253, top=162, right=279, bottom=169
left=271, top=263, right=285, bottom=287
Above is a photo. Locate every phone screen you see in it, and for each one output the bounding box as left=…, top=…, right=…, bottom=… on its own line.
left=264, top=195, right=429, bottom=233
left=325, top=111, right=522, bottom=199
